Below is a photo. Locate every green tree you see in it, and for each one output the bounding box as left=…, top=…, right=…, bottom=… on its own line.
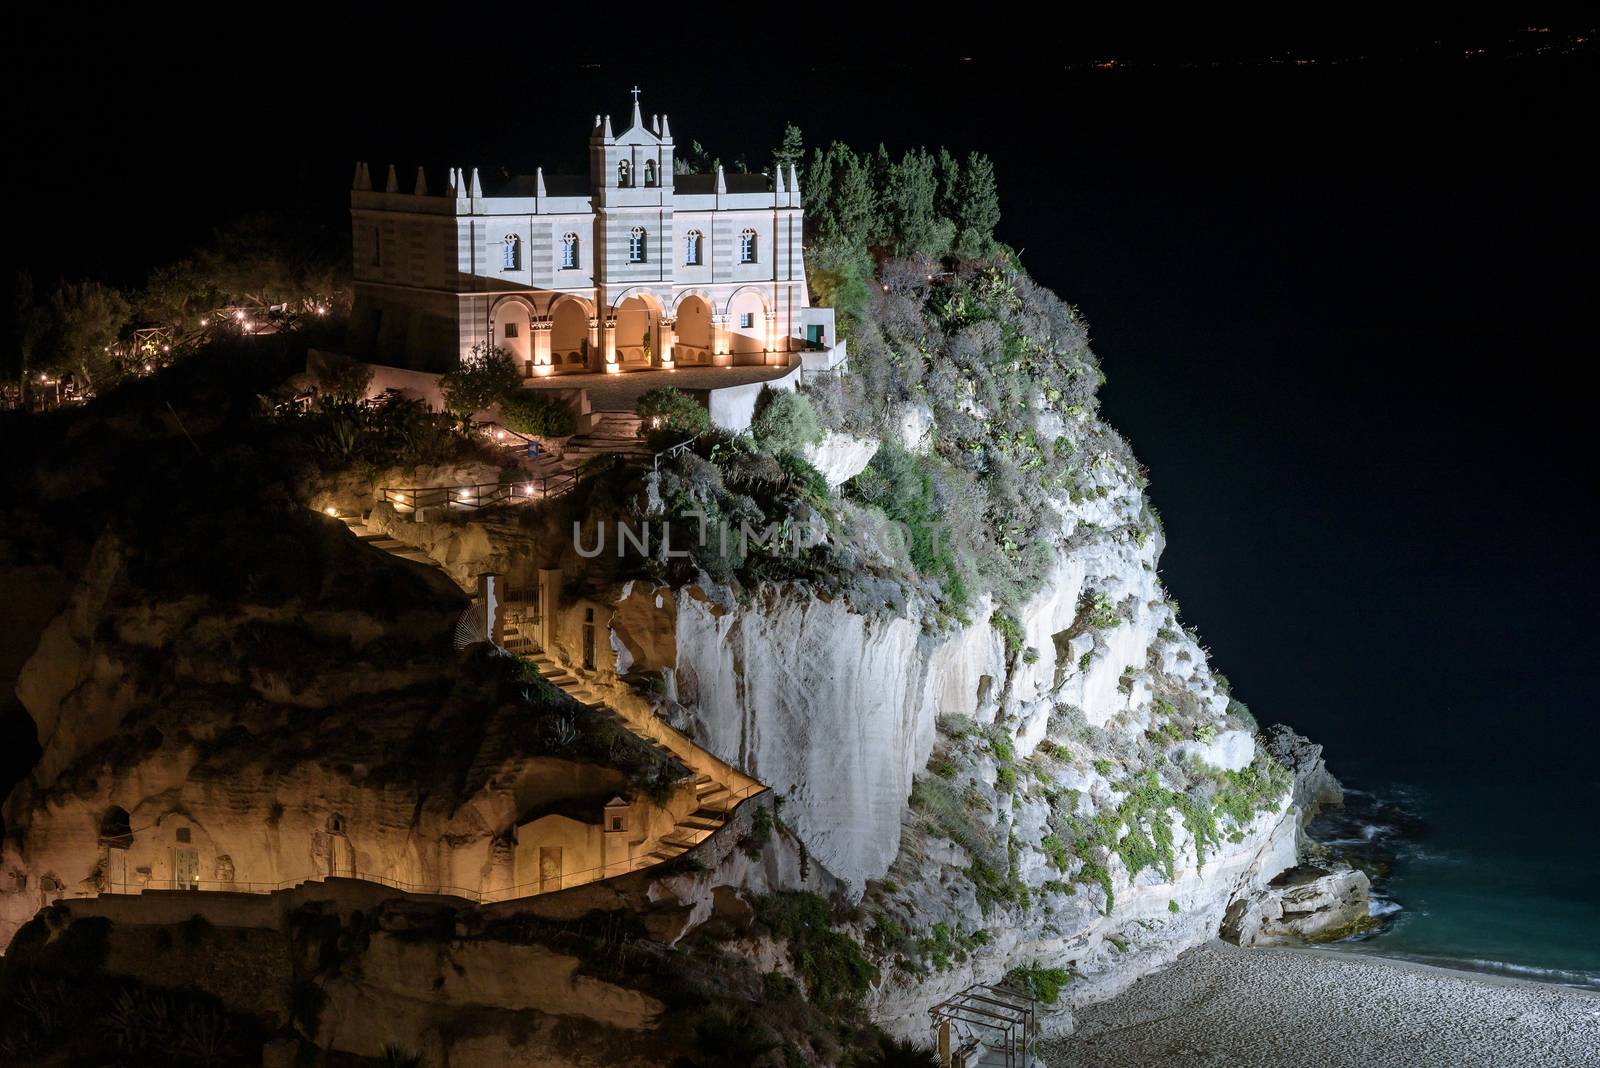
left=46, top=279, right=130, bottom=389
left=314, top=353, right=375, bottom=406
left=438, top=341, right=519, bottom=427
left=773, top=123, right=804, bottom=170
left=829, top=144, right=883, bottom=250
left=956, top=152, right=1001, bottom=258
left=803, top=146, right=837, bottom=237
left=891, top=148, right=955, bottom=257
left=136, top=259, right=215, bottom=330
left=935, top=147, right=962, bottom=223
left=196, top=212, right=347, bottom=312
left=675, top=139, right=717, bottom=175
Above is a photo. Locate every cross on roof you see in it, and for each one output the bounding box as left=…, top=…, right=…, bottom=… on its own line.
left=630, top=86, right=641, bottom=104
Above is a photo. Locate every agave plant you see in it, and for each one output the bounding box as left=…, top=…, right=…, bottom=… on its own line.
left=102, top=986, right=174, bottom=1053
left=866, top=1036, right=941, bottom=1068
left=379, top=1043, right=425, bottom=1068
left=175, top=1003, right=231, bottom=1064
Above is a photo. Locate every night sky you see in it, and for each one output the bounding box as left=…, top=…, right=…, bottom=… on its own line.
left=6, top=18, right=1597, bottom=965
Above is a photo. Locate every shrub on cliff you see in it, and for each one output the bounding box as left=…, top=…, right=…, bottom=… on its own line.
left=751, top=389, right=822, bottom=457
left=756, top=891, right=878, bottom=1015
left=638, top=386, right=711, bottom=448
left=499, top=390, right=577, bottom=438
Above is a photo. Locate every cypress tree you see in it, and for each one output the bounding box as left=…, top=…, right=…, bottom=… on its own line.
left=956, top=151, right=1001, bottom=257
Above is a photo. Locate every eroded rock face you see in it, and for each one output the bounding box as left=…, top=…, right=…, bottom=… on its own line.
left=656, top=408, right=1312, bottom=1038
left=1265, top=725, right=1346, bottom=827
left=0, top=514, right=644, bottom=951
left=1221, top=864, right=1372, bottom=946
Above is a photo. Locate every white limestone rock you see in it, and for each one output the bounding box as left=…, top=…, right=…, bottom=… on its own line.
left=802, top=431, right=879, bottom=488
left=1221, top=864, right=1371, bottom=946
left=1175, top=729, right=1256, bottom=773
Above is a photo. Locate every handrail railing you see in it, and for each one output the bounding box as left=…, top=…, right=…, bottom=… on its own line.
left=381, top=473, right=577, bottom=512
left=652, top=432, right=703, bottom=474
left=76, top=782, right=769, bottom=905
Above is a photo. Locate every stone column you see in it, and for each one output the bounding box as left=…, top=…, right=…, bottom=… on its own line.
left=659, top=317, right=676, bottom=369
left=764, top=311, right=780, bottom=365
left=711, top=314, right=731, bottom=366
left=587, top=316, right=602, bottom=372
left=532, top=320, right=553, bottom=377
left=603, top=317, right=619, bottom=373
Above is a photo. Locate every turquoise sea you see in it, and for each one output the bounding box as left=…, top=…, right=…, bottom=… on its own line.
left=1308, top=775, right=1600, bottom=991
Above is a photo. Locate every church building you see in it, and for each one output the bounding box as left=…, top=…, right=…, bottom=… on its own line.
left=348, top=92, right=833, bottom=377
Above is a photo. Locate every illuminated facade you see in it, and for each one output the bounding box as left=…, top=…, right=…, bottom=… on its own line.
left=348, top=93, right=828, bottom=377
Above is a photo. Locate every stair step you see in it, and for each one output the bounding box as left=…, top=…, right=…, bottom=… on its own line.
left=644, top=843, right=690, bottom=863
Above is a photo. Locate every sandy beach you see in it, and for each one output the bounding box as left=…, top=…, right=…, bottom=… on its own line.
left=1040, top=940, right=1600, bottom=1067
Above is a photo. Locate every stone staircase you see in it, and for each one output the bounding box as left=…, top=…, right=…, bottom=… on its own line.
left=327, top=507, right=747, bottom=881
left=522, top=648, right=736, bottom=867
left=641, top=775, right=737, bottom=864
left=561, top=409, right=651, bottom=464
left=590, top=409, right=643, bottom=438
left=334, top=513, right=444, bottom=569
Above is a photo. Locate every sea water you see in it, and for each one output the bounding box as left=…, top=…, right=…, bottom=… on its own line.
left=1309, top=776, right=1600, bottom=991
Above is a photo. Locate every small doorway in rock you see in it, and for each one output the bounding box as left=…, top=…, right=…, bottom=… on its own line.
left=539, top=846, right=563, bottom=892
left=175, top=847, right=199, bottom=890
left=582, top=607, right=596, bottom=671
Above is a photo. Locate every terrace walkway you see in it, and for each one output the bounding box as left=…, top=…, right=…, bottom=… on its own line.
left=519, top=361, right=795, bottom=411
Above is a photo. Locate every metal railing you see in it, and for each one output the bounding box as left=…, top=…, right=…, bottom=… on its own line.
left=930, top=983, right=1039, bottom=1068
left=380, top=473, right=576, bottom=513
left=651, top=432, right=703, bottom=474
left=79, top=783, right=770, bottom=906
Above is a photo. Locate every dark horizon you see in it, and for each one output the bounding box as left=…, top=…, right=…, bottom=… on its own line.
left=6, top=16, right=1598, bottom=974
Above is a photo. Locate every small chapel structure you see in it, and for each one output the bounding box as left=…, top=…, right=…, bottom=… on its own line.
left=347, top=91, right=837, bottom=377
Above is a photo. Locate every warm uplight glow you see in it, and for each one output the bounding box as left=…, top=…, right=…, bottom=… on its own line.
left=324, top=506, right=338, bottom=517
left=234, top=310, right=245, bottom=321
left=200, top=318, right=209, bottom=326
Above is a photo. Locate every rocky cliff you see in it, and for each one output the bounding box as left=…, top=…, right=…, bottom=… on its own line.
left=0, top=265, right=1351, bottom=1064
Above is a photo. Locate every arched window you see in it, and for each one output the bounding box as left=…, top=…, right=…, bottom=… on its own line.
left=561, top=232, right=579, bottom=269
left=644, top=160, right=657, bottom=186
left=502, top=234, right=521, bottom=271
left=618, top=159, right=630, bottom=187
left=739, top=228, right=757, bottom=264
left=684, top=229, right=703, bottom=266
left=629, top=227, right=646, bottom=263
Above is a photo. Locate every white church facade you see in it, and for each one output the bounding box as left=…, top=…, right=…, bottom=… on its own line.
left=348, top=92, right=835, bottom=377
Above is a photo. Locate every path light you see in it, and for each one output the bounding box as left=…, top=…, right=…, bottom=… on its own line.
left=200, top=318, right=209, bottom=327
left=143, top=363, right=153, bottom=373
left=495, top=429, right=506, bottom=441
left=234, top=310, right=245, bottom=321
left=324, top=506, right=338, bottom=517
